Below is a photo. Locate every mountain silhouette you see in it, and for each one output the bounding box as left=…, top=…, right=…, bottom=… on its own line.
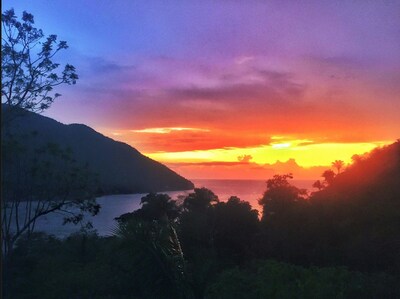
left=306, top=140, right=400, bottom=272
left=2, top=105, right=194, bottom=194
left=314, top=140, right=400, bottom=201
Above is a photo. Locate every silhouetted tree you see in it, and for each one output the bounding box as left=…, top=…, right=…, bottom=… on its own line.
left=116, top=193, right=180, bottom=223
left=1, top=9, right=93, bottom=256
left=183, top=187, right=219, bottom=212
left=1, top=139, right=99, bottom=255
left=113, top=192, right=194, bottom=298
left=312, top=179, right=324, bottom=191
left=332, top=160, right=345, bottom=174
left=115, top=216, right=193, bottom=299
left=213, top=196, right=259, bottom=264
left=1, top=9, right=77, bottom=116
left=309, top=141, right=400, bottom=273
left=179, top=188, right=219, bottom=253
left=259, top=173, right=308, bottom=220
left=321, top=169, right=336, bottom=186
left=257, top=174, right=311, bottom=263
left=179, top=188, right=220, bottom=298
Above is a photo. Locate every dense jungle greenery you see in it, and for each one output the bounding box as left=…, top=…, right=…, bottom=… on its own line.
left=3, top=141, right=400, bottom=298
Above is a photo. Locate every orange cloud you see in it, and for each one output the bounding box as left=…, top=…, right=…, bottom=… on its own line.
left=98, top=127, right=272, bottom=152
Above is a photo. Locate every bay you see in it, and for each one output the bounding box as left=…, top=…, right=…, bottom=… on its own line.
left=11, top=179, right=315, bottom=237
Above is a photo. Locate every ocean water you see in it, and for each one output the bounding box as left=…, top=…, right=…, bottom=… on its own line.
left=8, top=179, right=315, bottom=237
left=192, top=179, right=314, bottom=211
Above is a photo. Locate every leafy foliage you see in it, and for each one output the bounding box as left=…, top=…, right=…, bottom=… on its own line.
left=116, top=193, right=181, bottom=223
left=1, top=9, right=77, bottom=113
left=206, top=260, right=399, bottom=299
left=259, top=173, right=308, bottom=220
left=1, top=8, right=93, bottom=257
left=213, top=196, right=259, bottom=265
left=332, top=160, right=345, bottom=174
left=256, top=142, right=400, bottom=273
left=115, top=219, right=192, bottom=299
left=1, top=134, right=100, bottom=255
left=3, top=141, right=400, bottom=298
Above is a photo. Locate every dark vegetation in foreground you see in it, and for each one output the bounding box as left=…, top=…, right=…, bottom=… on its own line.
left=3, top=141, right=400, bottom=299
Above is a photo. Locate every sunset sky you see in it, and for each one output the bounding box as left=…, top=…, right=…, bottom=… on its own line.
left=5, top=1, right=399, bottom=179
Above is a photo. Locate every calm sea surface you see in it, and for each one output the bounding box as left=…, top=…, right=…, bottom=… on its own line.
left=14, top=179, right=314, bottom=237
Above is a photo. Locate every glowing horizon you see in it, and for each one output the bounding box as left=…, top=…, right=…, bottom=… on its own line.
left=145, top=141, right=389, bottom=168
left=97, top=126, right=394, bottom=179
left=4, top=1, right=398, bottom=179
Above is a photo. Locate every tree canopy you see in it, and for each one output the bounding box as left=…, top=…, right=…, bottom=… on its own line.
left=1, top=9, right=91, bottom=256
left=1, top=8, right=77, bottom=114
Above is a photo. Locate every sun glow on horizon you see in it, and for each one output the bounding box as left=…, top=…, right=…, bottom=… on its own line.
left=145, top=140, right=391, bottom=168
left=97, top=127, right=395, bottom=179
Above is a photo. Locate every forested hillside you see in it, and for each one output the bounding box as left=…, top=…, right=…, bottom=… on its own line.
left=2, top=106, right=194, bottom=194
